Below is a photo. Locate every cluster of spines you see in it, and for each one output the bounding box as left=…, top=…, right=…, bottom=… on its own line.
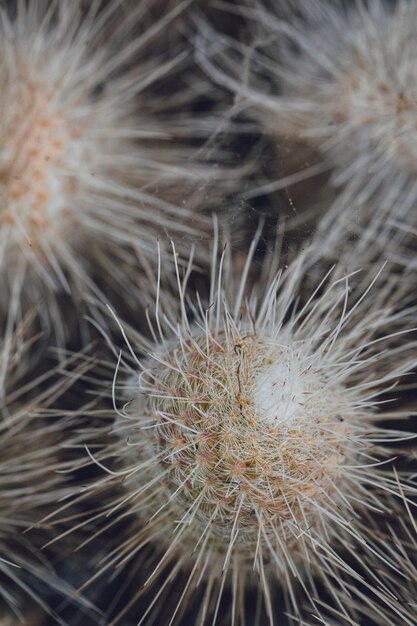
left=196, top=0, right=417, bottom=261
left=58, top=234, right=417, bottom=625
left=1, top=1, right=417, bottom=625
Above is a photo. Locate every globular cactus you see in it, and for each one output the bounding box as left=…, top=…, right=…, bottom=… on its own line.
left=0, top=0, right=224, bottom=337
left=77, top=234, right=417, bottom=625
left=197, top=0, right=417, bottom=256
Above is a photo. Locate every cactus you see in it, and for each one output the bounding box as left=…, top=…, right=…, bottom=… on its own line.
left=80, top=235, right=417, bottom=625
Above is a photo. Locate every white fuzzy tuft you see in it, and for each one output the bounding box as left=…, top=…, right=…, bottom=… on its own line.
left=252, top=351, right=319, bottom=427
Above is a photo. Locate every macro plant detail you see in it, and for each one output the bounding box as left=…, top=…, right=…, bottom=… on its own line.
left=1, top=1, right=417, bottom=624
left=78, top=238, right=417, bottom=625
left=126, top=325, right=350, bottom=561
left=197, top=0, right=417, bottom=251
left=2, top=77, right=77, bottom=250
left=0, top=0, right=212, bottom=333
left=0, top=321, right=92, bottom=623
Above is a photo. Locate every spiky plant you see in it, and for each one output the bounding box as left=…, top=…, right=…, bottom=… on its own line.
left=307, top=487, right=417, bottom=626
left=196, top=0, right=417, bottom=253
left=69, top=230, right=417, bottom=625
left=0, top=0, right=233, bottom=338
left=0, top=318, right=95, bottom=623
